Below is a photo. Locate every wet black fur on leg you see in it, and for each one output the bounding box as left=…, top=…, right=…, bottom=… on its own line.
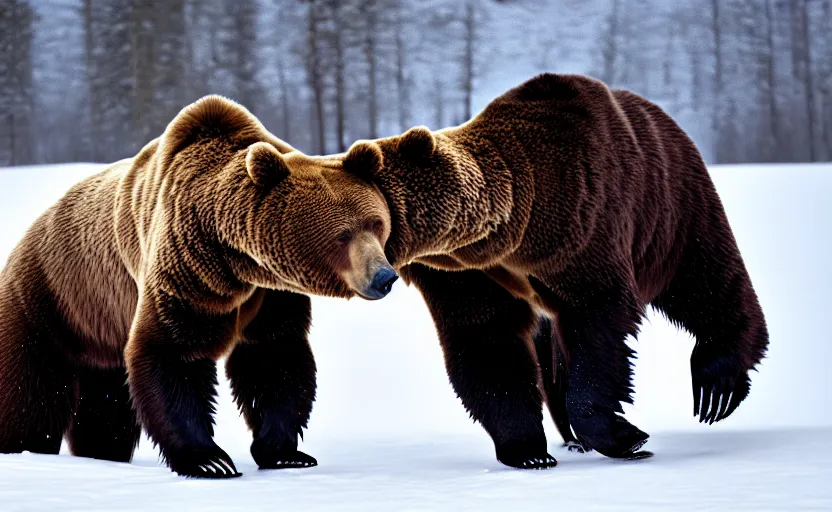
left=0, top=317, right=74, bottom=455
left=130, top=347, right=239, bottom=478
left=652, top=221, right=768, bottom=425
left=68, top=367, right=141, bottom=462
left=403, top=264, right=557, bottom=470
left=531, top=271, right=651, bottom=459
left=532, top=317, right=590, bottom=453
left=226, top=291, right=318, bottom=470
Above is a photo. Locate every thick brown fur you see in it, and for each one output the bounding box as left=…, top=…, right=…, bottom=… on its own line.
left=0, top=95, right=393, bottom=478
left=336, top=74, right=769, bottom=467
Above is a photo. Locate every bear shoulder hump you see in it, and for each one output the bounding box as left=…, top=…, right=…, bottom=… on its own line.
left=159, top=95, right=265, bottom=164
left=498, top=73, right=609, bottom=104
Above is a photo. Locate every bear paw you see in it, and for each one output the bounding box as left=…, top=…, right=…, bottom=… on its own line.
left=571, top=411, right=650, bottom=460
left=495, top=440, right=557, bottom=470
left=251, top=438, right=317, bottom=469
left=691, top=347, right=752, bottom=424
left=618, top=450, right=654, bottom=461
left=562, top=440, right=591, bottom=454
left=499, top=452, right=558, bottom=470
left=256, top=450, right=318, bottom=470
left=166, top=444, right=241, bottom=479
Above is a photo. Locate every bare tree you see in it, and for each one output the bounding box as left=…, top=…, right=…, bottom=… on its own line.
left=394, top=1, right=411, bottom=131
left=461, top=1, right=476, bottom=120
left=762, top=0, right=780, bottom=155
left=84, top=0, right=135, bottom=161
left=327, top=0, right=348, bottom=152
left=7, top=0, right=831, bottom=166
left=711, top=0, right=723, bottom=93
left=600, top=0, right=621, bottom=85
left=81, top=0, right=99, bottom=160
left=131, top=1, right=155, bottom=146
left=0, top=0, right=35, bottom=166
left=356, top=2, right=381, bottom=139
left=305, top=2, right=327, bottom=154
left=276, top=49, right=293, bottom=143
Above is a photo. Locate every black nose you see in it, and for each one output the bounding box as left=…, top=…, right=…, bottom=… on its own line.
left=365, top=266, right=399, bottom=299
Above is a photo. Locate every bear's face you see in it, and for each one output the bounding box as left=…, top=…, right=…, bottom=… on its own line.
left=243, top=143, right=398, bottom=300
left=339, top=127, right=468, bottom=266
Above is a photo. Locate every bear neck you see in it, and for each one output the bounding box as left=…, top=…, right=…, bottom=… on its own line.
left=379, top=130, right=517, bottom=268
left=117, top=141, right=257, bottom=307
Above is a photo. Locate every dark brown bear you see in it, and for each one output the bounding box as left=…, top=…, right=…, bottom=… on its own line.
left=328, top=73, right=769, bottom=468
left=0, top=95, right=397, bottom=478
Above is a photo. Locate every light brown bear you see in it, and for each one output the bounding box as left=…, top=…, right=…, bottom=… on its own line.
left=0, top=96, right=399, bottom=478
left=306, top=73, right=770, bottom=468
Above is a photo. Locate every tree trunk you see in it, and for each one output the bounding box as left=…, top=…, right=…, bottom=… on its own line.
left=9, top=114, right=14, bottom=166
left=601, top=0, right=620, bottom=84
left=333, top=5, right=346, bottom=153
left=394, top=4, right=409, bottom=132
left=306, top=4, right=326, bottom=154
left=434, top=78, right=444, bottom=129
left=797, top=0, right=817, bottom=161
left=365, top=8, right=379, bottom=139
left=711, top=0, right=723, bottom=92
left=462, top=2, right=475, bottom=121
left=277, top=52, right=292, bottom=143
left=763, top=0, right=779, bottom=156
left=131, top=1, right=154, bottom=147
left=82, top=0, right=99, bottom=160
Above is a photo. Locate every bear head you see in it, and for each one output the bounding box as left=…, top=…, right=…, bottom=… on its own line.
left=339, top=126, right=471, bottom=267
left=160, top=95, right=398, bottom=301
left=246, top=146, right=398, bottom=300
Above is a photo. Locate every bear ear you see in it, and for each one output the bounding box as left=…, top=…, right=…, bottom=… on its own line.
left=398, top=126, right=436, bottom=160
left=343, top=141, right=384, bottom=181
left=245, top=142, right=290, bottom=187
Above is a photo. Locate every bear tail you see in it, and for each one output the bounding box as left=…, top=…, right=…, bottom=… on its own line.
left=651, top=191, right=769, bottom=424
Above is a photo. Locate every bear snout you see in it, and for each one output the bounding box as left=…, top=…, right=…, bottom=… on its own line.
left=364, top=266, right=399, bottom=300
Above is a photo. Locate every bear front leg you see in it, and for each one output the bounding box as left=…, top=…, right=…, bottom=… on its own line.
left=126, top=293, right=241, bottom=478
left=226, top=290, right=317, bottom=470
left=403, top=264, right=556, bottom=469
left=533, top=268, right=651, bottom=460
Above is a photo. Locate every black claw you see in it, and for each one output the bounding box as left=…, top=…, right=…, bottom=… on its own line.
left=564, top=441, right=589, bottom=454
left=693, top=384, right=702, bottom=417
left=699, top=387, right=712, bottom=423
left=714, top=388, right=731, bottom=422
left=500, top=453, right=558, bottom=470
left=691, top=346, right=755, bottom=425
left=706, top=386, right=721, bottom=424
left=621, top=450, right=654, bottom=461
left=256, top=449, right=318, bottom=470
left=166, top=445, right=241, bottom=479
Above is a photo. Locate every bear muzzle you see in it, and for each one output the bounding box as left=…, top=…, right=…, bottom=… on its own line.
left=363, top=265, right=399, bottom=300
left=340, top=231, right=398, bottom=300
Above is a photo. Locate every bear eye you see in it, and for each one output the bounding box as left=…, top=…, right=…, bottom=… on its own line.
left=335, top=230, right=354, bottom=246
left=366, top=218, right=384, bottom=235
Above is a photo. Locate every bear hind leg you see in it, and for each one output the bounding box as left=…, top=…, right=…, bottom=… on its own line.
left=0, top=316, right=74, bottom=454
left=652, top=222, right=768, bottom=424
left=67, top=366, right=141, bottom=463
left=531, top=270, right=651, bottom=460
left=404, top=264, right=556, bottom=470
left=532, top=317, right=589, bottom=453
left=0, top=338, right=73, bottom=456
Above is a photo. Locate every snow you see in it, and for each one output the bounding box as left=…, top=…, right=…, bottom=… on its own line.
left=1, top=162, right=831, bottom=510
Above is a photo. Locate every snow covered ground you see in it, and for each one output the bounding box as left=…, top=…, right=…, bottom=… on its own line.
left=0, top=162, right=830, bottom=510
